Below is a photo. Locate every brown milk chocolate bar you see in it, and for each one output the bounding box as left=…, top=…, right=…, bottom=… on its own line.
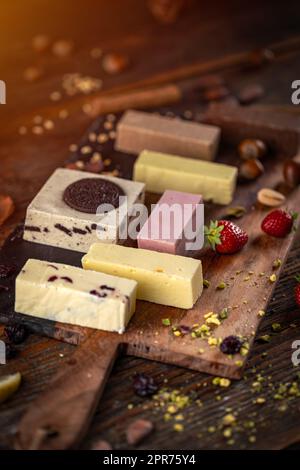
left=204, top=103, right=300, bottom=156
left=115, top=110, right=220, bottom=161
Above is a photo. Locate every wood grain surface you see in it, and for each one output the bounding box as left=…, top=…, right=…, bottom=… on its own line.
left=1, top=0, right=300, bottom=451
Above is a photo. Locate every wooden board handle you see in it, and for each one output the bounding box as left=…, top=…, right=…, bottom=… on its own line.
left=16, top=333, right=120, bottom=450
left=89, top=83, right=181, bottom=117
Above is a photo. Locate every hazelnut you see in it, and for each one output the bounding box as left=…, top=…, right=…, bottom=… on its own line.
left=239, top=159, right=264, bottom=181
left=283, top=159, right=300, bottom=188
left=238, top=138, right=267, bottom=160
left=102, top=53, right=129, bottom=75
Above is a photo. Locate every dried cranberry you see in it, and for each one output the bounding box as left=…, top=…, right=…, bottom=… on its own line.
left=220, top=335, right=243, bottom=355
left=133, top=373, right=159, bottom=398
left=5, top=342, right=18, bottom=359
left=0, top=264, right=16, bottom=279
left=4, top=323, right=28, bottom=345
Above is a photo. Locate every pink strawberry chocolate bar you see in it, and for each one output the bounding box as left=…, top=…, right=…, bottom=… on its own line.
left=137, top=190, right=204, bottom=255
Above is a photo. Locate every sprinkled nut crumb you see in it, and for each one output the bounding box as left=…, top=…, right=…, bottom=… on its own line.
left=269, top=274, right=277, bottom=283
left=272, top=323, right=281, bottom=332
left=272, top=258, right=282, bottom=269
left=32, top=125, right=43, bottom=135
left=69, top=144, right=78, bottom=152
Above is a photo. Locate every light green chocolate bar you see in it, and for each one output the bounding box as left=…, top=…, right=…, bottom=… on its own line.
left=133, top=150, right=237, bottom=205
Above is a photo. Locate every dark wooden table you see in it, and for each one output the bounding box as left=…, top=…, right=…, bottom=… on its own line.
left=1, top=0, right=300, bottom=450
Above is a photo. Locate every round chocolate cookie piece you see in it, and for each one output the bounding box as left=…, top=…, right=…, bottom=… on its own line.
left=63, top=178, right=125, bottom=214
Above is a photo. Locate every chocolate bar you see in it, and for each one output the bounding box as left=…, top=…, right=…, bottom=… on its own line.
left=116, top=110, right=220, bottom=161
left=204, top=103, right=300, bottom=155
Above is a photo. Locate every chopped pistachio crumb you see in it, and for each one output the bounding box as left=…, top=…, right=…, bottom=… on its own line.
left=223, top=428, right=232, bottom=438
left=272, top=323, right=281, bottom=332
left=269, top=274, right=277, bottom=283
left=258, top=309, right=265, bottom=317
left=255, top=397, right=266, bottom=404
left=222, top=413, right=236, bottom=426
left=175, top=414, right=184, bottom=421
left=219, top=307, right=229, bottom=319
left=249, top=435, right=256, bottom=443
left=235, top=360, right=243, bottom=367
left=272, top=258, right=282, bottom=269
left=127, top=403, right=134, bottom=410
left=208, top=337, right=218, bottom=346
left=173, top=423, right=184, bottom=432
left=208, top=426, right=216, bottom=433
left=173, top=330, right=181, bottom=337
left=213, top=377, right=231, bottom=388
left=258, top=335, right=271, bottom=343
left=203, top=279, right=210, bottom=288
left=162, top=318, right=171, bottom=326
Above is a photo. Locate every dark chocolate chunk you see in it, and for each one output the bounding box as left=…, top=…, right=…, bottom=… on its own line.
left=100, top=285, right=115, bottom=291
left=204, top=103, right=300, bottom=156
left=133, top=373, right=158, bottom=397
left=24, top=225, right=41, bottom=232
left=63, top=178, right=125, bottom=214
left=90, top=289, right=107, bottom=298
left=54, top=223, right=72, bottom=237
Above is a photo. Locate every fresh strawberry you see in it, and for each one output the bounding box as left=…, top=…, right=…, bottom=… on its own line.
left=204, top=220, right=248, bottom=254
left=261, top=209, right=298, bottom=238
left=295, top=275, right=300, bottom=307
